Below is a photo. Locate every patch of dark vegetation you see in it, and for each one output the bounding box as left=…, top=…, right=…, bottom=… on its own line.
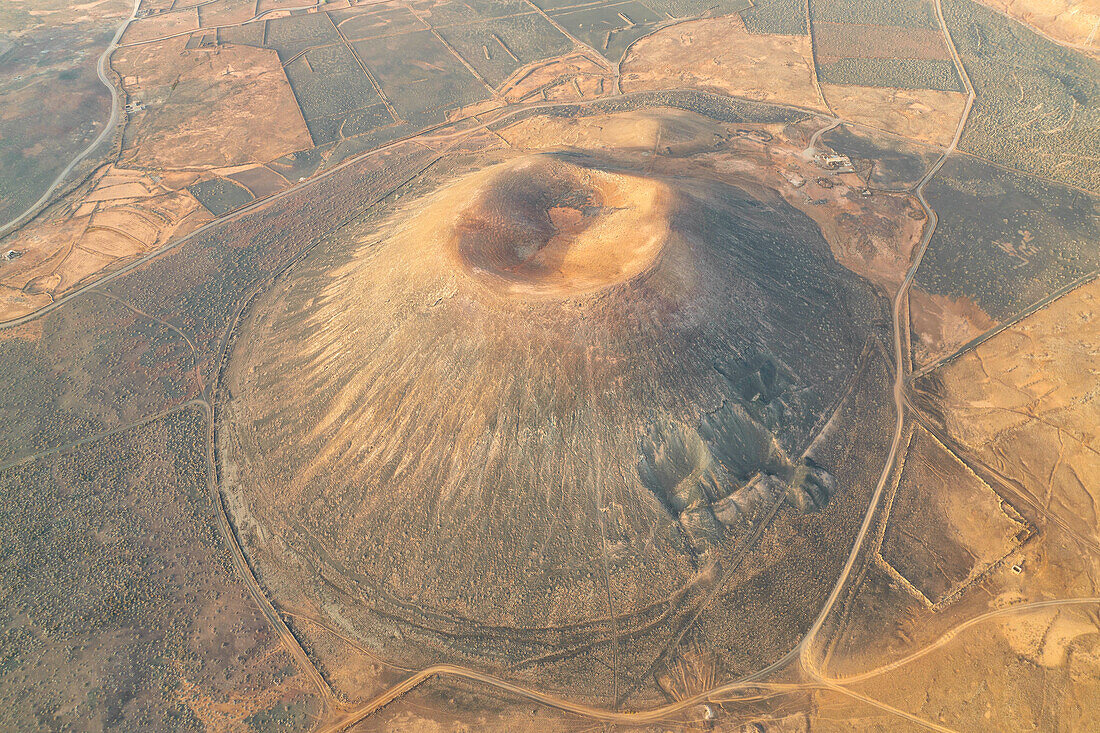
left=945, top=0, right=1100, bottom=193
left=548, top=1, right=662, bottom=61
left=917, top=154, right=1100, bottom=321
left=352, top=30, right=490, bottom=126
left=438, top=14, right=572, bottom=88
left=818, top=57, right=963, bottom=92
left=742, top=0, right=807, bottom=35
left=268, top=146, right=326, bottom=182
left=188, top=177, right=256, bottom=216
left=0, top=293, right=196, bottom=463
left=492, top=89, right=813, bottom=129
left=0, top=408, right=310, bottom=730
left=810, top=0, right=939, bottom=29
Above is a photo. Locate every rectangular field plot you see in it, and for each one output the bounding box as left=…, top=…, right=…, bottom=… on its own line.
left=217, top=21, right=266, bottom=47
left=741, top=0, right=807, bottom=35
left=304, top=104, right=395, bottom=145
left=814, top=21, right=949, bottom=60
left=227, top=166, right=289, bottom=198
left=438, top=14, right=572, bottom=87
left=818, top=57, right=962, bottom=92
left=284, top=45, right=393, bottom=145
left=879, top=427, right=1031, bottom=608
left=549, top=1, right=662, bottom=60
left=810, top=0, right=939, bottom=29
left=415, top=0, right=532, bottom=25
left=264, top=12, right=340, bottom=61
left=330, top=4, right=425, bottom=38
left=646, top=0, right=751, bottom=18
left=530, top=0, right=604, bottom=11
left=188, top=177, right=255, bottom=216
left=353, top=30, right=490, bottom=125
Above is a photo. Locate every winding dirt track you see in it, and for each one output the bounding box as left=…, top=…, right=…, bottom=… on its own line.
left=0, top=0, right=142, bottom=240
left=798, top=0, right=977, bottom=677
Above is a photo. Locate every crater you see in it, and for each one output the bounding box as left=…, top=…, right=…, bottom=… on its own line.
left=220, top=146, right=887, bottom=681
left=451, top=157, right=671, bottom=296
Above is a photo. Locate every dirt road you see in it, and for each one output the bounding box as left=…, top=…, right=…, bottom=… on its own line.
left=0, top=0, right=143, bottom=240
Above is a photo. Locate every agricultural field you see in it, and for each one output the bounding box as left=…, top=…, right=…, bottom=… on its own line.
left=620, top=14, right=826, bottom=110
left=351, top=30, right=490, bottom=125
left=329, top=4, right=424, bottom=37
left=741, top=0, right=808, bottom=35
left=196, top=0, right=258, bottom=27
left=188, top=177, right=256, bottom=216
left=261, top=12, right=341, bottom=62
left=114, top=38, right=312, bottom=168
left=228, top=165, right=291, bottom=198
left=803, top=0, right=968, bottom=140
left=215, top=20, right=266, bottom=47
left=437, top=14, right=573, bottom=88
left=282, top=44, right=391, bottom=145
left=546, top=1, right=665, bottom=61
left=810, top=0, right=941, bottom=28
left=817, top=56, right=963, bottom=91
left=813, top=20, right=951, bottom=60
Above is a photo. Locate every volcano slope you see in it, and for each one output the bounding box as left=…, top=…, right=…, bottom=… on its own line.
left=221, top=144, right=890, bottom=705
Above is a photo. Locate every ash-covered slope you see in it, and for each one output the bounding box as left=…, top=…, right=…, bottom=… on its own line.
left=224, top=152, right=882, bottom=653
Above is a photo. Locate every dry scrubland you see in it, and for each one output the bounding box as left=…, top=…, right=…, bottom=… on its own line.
left=977, top=0, right=1100, bottom=53
left=0, top=0, right=130, bottom=225
left=115, top=38, right=311, bottom=169
left=820, top=85, right=968, bottom=146
left=818, top=278, right=1100, bottom=730
left=0, top=409, right=319, bottom=731
left=620, top=15, right=826, bottom=111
